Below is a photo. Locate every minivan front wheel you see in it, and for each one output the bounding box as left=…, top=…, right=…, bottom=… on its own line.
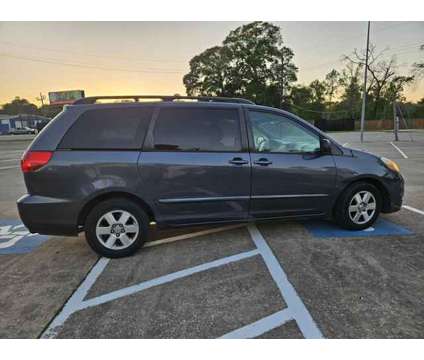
left=85, top=198, right=149, bottom=258
left=335, top=182, right=381, bottom=230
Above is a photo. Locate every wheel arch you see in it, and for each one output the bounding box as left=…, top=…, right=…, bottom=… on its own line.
left=333, top=176, right=391, bottom=216
left=77, top=191, right=155, bottom=229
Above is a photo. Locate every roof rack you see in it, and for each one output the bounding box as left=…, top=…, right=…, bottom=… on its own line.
left=73, top=95, right=254, bottom=105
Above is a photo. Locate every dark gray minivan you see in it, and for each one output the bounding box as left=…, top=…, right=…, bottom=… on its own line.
left=17, top=95, right=404, bottom=257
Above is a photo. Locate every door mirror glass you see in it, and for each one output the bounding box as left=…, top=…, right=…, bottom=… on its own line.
left=320, top=138, right=332, bottom=155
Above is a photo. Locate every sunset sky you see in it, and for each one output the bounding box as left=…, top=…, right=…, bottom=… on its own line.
left=0, top=21, right=423, bottom=106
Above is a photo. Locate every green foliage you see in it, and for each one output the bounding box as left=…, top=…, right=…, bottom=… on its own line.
left=1, top=97, right=38, bottom=115
left=39, top=104, right=63, bottom=118
left=183, top=22, right=298, bottom=107
left=412, top=44, right=424, bottom=78
left=337, top=63, right=362, bottom=120
left=183, top=46, right=232, bottom=97
left=1, top=97, right=61, bottom=119
left=324, top=69, right=340, bottom=105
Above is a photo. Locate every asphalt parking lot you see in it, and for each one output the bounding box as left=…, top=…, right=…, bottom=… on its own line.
left=1, top=131, right=423, bottom=339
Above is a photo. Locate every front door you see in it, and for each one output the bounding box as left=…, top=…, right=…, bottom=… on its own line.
left=138, top=105, right=251, bottom=225
left=247, top=109, right=337, bottom=218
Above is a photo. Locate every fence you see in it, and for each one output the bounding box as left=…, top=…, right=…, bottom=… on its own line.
left=354, top=118, right=424, bottom=131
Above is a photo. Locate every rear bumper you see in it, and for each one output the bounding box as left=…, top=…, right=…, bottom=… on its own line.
left=17, top=194, right=79, bottom=236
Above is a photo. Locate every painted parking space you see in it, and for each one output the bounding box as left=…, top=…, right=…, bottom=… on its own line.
left=1, top=133, right=424, bottom=338
left=303, top=218, right=413, bottom=238
left=41, top=224, right=323, bottom=339
left=0, top=219, right=48, bottom=254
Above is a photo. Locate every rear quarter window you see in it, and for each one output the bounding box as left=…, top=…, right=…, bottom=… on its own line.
left=58, top=107, right=153, bottom=150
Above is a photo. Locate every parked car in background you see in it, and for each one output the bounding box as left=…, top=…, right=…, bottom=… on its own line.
left=9, top=127, right=37, bottom=135
left=17, top=95, right=404, bottom=258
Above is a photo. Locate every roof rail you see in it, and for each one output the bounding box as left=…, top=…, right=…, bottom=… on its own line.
left=73, top=95, right=254, bottom=105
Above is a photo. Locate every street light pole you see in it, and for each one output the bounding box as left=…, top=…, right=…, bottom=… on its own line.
left=360, top=21, right=371, bottom=143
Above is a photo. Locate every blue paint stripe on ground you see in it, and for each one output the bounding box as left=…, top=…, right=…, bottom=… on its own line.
left=303, top=218, right=413, bottom=238
left=0, top=219, right=49, bottom=254
left=0, top=236, right=49, bottom=254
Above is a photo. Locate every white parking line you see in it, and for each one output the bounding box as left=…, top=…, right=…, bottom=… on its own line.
left=41, top=249, right=259, bottom=338
left=41, top=223, right=323, bottom=339
left=0, top=165, right=19, bottom=171
left=79, top=250, right=259, bottom=310
left=41, top=257, right=110, bottom=339
left=221, top=308, right=292, bottom=339
left=42, top=224, right=240, bottom=338
left=343, top=143, right=349, bottom=147
left=144, top=224, right=245, bottom=248
left=0, top=158, right=20, bottom=163
left=402, top=205, right=424, bottom=216
left=390, top=142, right=408, bottom=159
left=247, top=224, right=323, bottom=339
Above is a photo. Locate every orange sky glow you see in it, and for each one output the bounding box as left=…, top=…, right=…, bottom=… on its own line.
left=0, top=21, right=423, bottom=107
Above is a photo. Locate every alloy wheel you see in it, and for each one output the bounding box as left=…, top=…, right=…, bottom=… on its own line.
left=348, top=190, right=377, bottom=225
left=95, top=210, right=139, bottom=250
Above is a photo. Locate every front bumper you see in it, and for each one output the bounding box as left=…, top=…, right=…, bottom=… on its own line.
left=382, top=173, right=404, bottom=213
left=17, top=194, right=79, bottom=236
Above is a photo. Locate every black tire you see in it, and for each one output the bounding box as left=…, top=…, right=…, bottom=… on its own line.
left=334, top=182, right=382, bottom=230
left=85, top=198, right=149, bottom=258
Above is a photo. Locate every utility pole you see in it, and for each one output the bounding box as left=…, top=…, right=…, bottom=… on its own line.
left=280, top=51, right=285, bottom=109
left=393, top=101, right=399, bottom=141
left=37, top=92, right=46, bottom=106
left=360, top=21, right=371, bottom=143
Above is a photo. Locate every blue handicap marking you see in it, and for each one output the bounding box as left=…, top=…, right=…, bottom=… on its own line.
left=0, top=219, right=49, bottom=254
left=303, top=218, right=413, bottom=238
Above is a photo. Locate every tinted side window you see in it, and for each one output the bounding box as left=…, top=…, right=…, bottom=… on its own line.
left=59, top=107, right=153, bottom=150
left=249, top=111, right=320, bottom=153
left=153, top=108, right=241, bottom=152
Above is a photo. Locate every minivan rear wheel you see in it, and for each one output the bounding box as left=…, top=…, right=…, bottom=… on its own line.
left=85, top=198, right=149, bottom=258
left=334, top=182, right=381, bottom=230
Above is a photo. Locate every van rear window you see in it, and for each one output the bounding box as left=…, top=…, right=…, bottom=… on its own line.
left=58, top=107, right=153, bottom=150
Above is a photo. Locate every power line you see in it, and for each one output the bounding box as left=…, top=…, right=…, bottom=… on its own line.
left=0, top=40, right=187, bottom=65
left=300, top=42, right=423, bottom=74
left=0, top=53, right=185, bottom=74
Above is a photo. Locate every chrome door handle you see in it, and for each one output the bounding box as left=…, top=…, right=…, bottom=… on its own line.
left=254, top=158, right=272, bottom=166
left=229, top=157, right=248, bottom=165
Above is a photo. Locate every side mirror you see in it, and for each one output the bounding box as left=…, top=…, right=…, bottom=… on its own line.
left=320, top=138, right=332, bottom=155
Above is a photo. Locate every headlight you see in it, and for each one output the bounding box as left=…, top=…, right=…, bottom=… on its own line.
left=381, top=157, right=400, bottom=173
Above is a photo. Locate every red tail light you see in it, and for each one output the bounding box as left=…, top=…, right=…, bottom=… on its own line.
left=21, top=151, right=53, bottom=173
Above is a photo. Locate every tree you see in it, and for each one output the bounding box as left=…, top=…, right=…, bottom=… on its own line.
left=382, top=75, right=414, bottom=103
left=338, top=63, right=362, bottom=120
left=343, top=44, right=414, bottom=119
left=39, top=104, right=62, bottom=118
left=183, top=46, right=233, bottom=97
left=183, top=22, right=298, bottom=108
left=309, top=80, right=326, bottom=107
left=412, top=44, right=424, bottom=77
left=288, top=83, right=326, bottom=121
left=324, top=69, right=340, bottom=107
left=289, top=85, right=314, bottom=115
left=2, top=97, right=38, bottom=115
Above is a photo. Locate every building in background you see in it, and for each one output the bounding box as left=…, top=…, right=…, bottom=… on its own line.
left=0, top=114, right=51, bottom=135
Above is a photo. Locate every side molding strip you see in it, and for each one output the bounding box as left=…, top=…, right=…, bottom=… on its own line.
left=158, top=196, right=250, bottom=204
left=252, top=194, right=328, bottom=199
left=159, top=194, right=328, bottom=204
